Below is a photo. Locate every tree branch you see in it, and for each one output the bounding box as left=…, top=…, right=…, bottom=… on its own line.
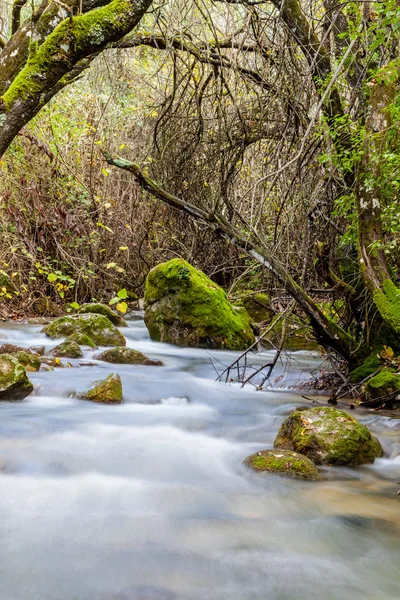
left=103, top=150, right=353, bottom=359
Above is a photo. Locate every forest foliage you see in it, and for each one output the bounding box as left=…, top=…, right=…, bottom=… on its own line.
left=0, top=0, right=400, bottom=370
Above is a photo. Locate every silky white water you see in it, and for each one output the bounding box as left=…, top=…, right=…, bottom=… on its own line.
left=0, top=318, right=399, bottom=600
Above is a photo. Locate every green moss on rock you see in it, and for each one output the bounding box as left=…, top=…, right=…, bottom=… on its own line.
left=78, top=373, right=123, bottom=404
left=235, top=292, right=273, bottom=324
left=50, top=341, right=83, bottom=359
left=78, top=303, right=128, bottom=327
left=144, top=259, right=255, bottom=350
left=95, top=347, right=162, bottom=365
left=0, top=354, right=34, bottom=400
left=42, top=313, right=126, bottom=347
left=245, top=448, right=320, bottom=480
left=274, top=406, right=383, bottom=466
left=364, top=369, right=400, bottom=399
left=67, top=332, right=97, bottom=348
left=0, top=344, right=40, bottom=371
left=348, top=353, right=382, bottom=383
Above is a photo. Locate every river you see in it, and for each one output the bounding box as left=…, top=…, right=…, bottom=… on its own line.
left=0, top=317, right=399, bottom=600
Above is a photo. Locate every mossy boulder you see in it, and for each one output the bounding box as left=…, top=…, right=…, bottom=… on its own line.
left=78, top=303, right=128, bottom=327
left=50, top=341, right=83, bottom=359
left=363, top=370, right=400, bottom=400
left=144, top=259, right=255, bottom=350
left=0, top=344, right=40, bottom=371
left=274, top=406, right=383, bottom=466
left=245, top=448, right=320, bottom=480
left=236, top=292, right=273, bottom=324
left=0, top=355, right=34, bottom=400
left=78, top=373, right=123, bottom=404
left=95, top=347, right=162, bottom=366
left=42, top=314, right=126, bottom=347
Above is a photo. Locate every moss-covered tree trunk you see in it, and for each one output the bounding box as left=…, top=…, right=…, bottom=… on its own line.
left=356, top=60, right=400, bottom=338
left=0, top=0, right=153, bottom=157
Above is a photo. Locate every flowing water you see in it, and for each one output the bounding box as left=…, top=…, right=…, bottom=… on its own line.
left=0, top=317, right=399, bottom=600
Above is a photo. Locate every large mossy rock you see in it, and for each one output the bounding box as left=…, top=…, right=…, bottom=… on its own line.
left=274, top=406, right=383, bottom=466
left=78, top=373, right=123, bottom=404
left=50, top=341, right=83, bottom=359
left=245, top=448, right=320, bottom=480
left=42, top=314, right=126, bottom=347
left=0, top=355, right=34, bottom=400
left=144, top=259, right=255, bottom=350
left=78, top=303, right=128, bottom=327
left=95, top=347, right=162, bottom=366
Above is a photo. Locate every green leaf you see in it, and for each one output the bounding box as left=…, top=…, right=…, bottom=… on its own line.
left=69, top=302, right=80, bottom=310
left=48, top=273, right=58, bottom=282
left=109, top=297, right=120, bottom=305
left=117, top=288, right=128, bottom=299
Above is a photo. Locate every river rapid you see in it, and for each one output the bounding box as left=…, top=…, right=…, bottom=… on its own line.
left=0, top=317, right=399, bottom=600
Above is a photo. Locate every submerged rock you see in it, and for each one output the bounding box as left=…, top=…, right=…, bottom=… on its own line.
left=78, top=302, right=128, bottom=327
left=245, top=448, right=320, bottom=480
left=78, top=373, right=123, bottom=404
left=0, top=355, right=34, bottom=400
left=42, top=313, right=126, bottom=347
left=144, top=258, right=254, bottom=350
left=95, top=347, right=162, bottom=365
left=274, top=406, right=383, bottom=466
left=50, top=340, right=83, bottom=359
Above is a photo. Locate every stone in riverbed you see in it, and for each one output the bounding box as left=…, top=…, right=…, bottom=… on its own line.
left=42, top=313, right=125, bottom=347
left=0, top=354, right=34, bottom=400
left=244, top=448, right=320, bottom=480
left=274, top=406, right=384, bottom=466
left=78, top=303, right=128, bottom=327
left=144, top=258, right=254, bottom=350
left=0, top=344, right=40, bottom=371
left=50, top=340, right=83, bottom=359
left=78, top=373, right=123, bottom=404
left=94, top=347, right=162, bottom=366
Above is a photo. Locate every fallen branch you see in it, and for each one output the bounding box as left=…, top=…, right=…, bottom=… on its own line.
left=103, top=151, right=353, bottom=361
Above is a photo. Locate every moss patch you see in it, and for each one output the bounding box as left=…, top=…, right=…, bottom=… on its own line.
left=0, top=354, right=34, bottom=400
left=79, top=373, right=123, bottom=404
left=95, top=347, right=162, bottom=365
left=67, top=332, right=97, bottom=348
left=78, top=303, right=128, bottom=327
left=348, top=352, right=382, bottom=383
left=0, top=344, right=40, bottom=371
left=144, top=259, right=255, bottom=350
left=42, top=313, right=126, bottom=347
left=373, top=280, right=400, bottom=333
left=364, top=369, right=400, bottom=399
left=245, top=449, right=320, bottom=480
left=235, top=292, right=273, bottom=324
left=274, top=406, right=383, bottom=466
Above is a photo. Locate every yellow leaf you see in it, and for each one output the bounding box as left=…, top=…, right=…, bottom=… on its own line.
left=119, top=246, right=128, bottom=251
left=116, top=301, right=128, bottom=314
left=118, top=143, right=125, bottom=150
